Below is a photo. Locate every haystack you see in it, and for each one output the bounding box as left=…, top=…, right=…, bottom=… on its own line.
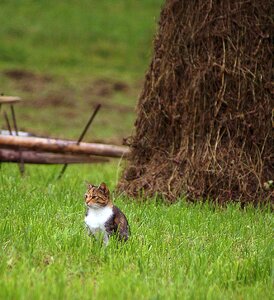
left=118, top=0, right=273, bottom=204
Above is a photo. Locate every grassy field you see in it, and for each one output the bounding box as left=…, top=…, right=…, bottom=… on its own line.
left=0, top=0, right=161, bottom=78
left=0, top=164, right=273, bottom=300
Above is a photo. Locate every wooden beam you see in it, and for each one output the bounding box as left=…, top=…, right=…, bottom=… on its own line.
left=0, top=148, right=109, bottom=164
left=0, top=135, right=129, bottom=158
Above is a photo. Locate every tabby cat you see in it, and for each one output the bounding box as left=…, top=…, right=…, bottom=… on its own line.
left=84, top=182, right=129, bottom=245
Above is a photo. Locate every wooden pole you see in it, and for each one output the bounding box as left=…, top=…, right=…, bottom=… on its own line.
left=3, top=112, right=12, bottom=134
left=10, top=105, right=25, bottom=174
left=0, top=135, right=129, bottom=158
left=0, top=148, right=109, bottom=164
left=58, top=104, right=101, bottom=179
left=77, top=104, right=101, bottom=145
left=4, top=111, right=25, bottom=175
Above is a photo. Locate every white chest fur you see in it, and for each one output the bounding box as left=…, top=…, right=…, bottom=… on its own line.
left=85, top=206, right=113, bottom=233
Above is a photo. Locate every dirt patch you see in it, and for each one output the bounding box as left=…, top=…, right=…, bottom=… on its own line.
left=32, top=89, right=76, bottom=108
left=3, top=68, right=77, bottom=108
left=89, top=99, right=134, bottom=113
left=3, top=69, right=52, bottom=92
left=61, top=110, right=78, bottom=119
left=84, top=78, right=134, bottom=113
left=4, top=69, right=51, bottom=82
left=102, top=102, right=134, bottom=113
left=113, top=81, right=128, bottom=92
left=85, top=79, right=129, bottom=98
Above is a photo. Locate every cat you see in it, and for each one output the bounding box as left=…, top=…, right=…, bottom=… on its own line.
left=84, top=182, right=130, bottom=245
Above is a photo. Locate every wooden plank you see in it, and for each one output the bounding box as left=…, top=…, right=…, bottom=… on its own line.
left=0, top=96, right=22, bottom=104
left=0, top=148, right=109, bottom=164
left=0, top=135, right=129, bottom=158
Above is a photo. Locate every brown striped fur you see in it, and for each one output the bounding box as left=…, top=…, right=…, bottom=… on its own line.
left=85, top=182, right=112, bottom=209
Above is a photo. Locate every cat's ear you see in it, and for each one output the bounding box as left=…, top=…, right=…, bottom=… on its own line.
left=99, top=182, right=109, bottom=196
left=85, top=182, right=94, bottom=189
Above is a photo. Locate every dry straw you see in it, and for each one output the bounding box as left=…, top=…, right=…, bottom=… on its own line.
left=118, top=0, right=273, bottom=204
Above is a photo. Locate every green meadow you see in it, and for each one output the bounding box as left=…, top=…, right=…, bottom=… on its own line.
left=0, top=1, right=273, bottom=300
left=0, top=164, right=273, bottom=300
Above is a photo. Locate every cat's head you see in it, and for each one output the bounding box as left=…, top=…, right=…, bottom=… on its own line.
left=85, top=182, right=111, bottom=208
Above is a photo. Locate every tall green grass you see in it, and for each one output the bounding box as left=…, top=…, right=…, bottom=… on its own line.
left=0, top=163, right=272, bottom=299
left=0, top=0, right=163, bottom=79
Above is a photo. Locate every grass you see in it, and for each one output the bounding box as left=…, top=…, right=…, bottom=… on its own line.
left=0, top=0, right=162, bottom=79
left=0, top=163, right=273, bottom=300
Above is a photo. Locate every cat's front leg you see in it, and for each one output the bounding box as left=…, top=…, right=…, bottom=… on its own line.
left=103, top=232, right=110, bottom=246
